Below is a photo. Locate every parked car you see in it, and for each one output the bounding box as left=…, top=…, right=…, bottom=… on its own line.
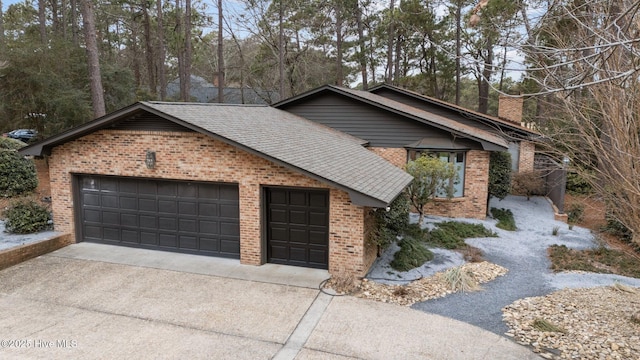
left=7, top=129, right=37, bottom=143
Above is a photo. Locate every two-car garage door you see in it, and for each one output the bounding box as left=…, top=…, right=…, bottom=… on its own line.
left=77, top=175, right=241, bottom=258
left=77, top=175, right=330, bottom=268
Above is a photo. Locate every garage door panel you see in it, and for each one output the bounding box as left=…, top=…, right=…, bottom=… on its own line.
left=159, top=234, right=177, bottom=247
left=178, top=183, right=197, bottom=197
left=289, top=210, right=307, bottom=225
left=158, top=200, right=177, bottom=213
left=266, top=188, right=328, bottom=269
left=83, top=193, right=100, bottom=206
left=199, top=203, right=218, bottom=216
left=309, top=212, right=327, bottom=226
left=78, top=175, right=240, bottom=259
left=83, top=209, right=101, bottom=222
left=220, top=204, right=239, bottom=218
left=179, top=219, right=197, bottom=232
left=220, top=186, right=239, bottom=200
left=121, top=230, right=139, bottom=244
left=220, top=239, right=240, bottom=254
left=220, top=222, right=239, bottom=236
left=103, top=212, right=120, bottom=225
left=140, top=215, right=157, bottom=229
left=179, top=236, right=197, bottom=249
left=140, top=232, right=157, bottom=245
left=120, top=197, right=137, bottom=210
left=159, top=218, right=177, bottom=230
left=121, top=213, right=138, bottom=227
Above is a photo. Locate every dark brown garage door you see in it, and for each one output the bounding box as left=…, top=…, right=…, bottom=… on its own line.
left=266, top=187, right=329, bottom=269
left=77, top=175, right=240, bottom=258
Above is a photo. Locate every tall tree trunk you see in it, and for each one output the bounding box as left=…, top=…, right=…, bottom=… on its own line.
left=356, top=1, right=368, bottom=90
left=131, top=23, right=141, bottom=87
left=51, top=0, right=60, bottom=35
left=278, top=0, right=285, bottom=99
left=80, top=0, right=106, bottom=118
left=38, top=0, right=47, bottom=43
left=478, top=37, right=493, bottom=114
left=455, top=0, right=461, bottom=105
left=334, top=3, right=343, bottom=86
left=386, top=0, right=395, bottom=83
left=71, top=0, right=79, bottom=45
left=143, top=5, right=156, bottom=97
left=0, top=0, right=5, bottom=51
left=176, top=0, right=186, bottom=100
left=156, top=0, right=167, bottom=100
left=184, top=0, right=192, bottom=101
left=217, top=0, right=224, bottom=103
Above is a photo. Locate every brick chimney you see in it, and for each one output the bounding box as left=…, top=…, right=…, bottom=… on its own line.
left=498, top=95, right=524, bottom=125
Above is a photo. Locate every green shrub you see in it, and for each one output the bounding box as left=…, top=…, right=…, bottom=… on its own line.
left=491, top=207, right=517, bottom=231
left=0, top=137, right=27, bottom=150
left=428, top=221, right=497, bottom=249
left=390, top=236, right=434, bottom=272
left=367, top=192, right=411, bottom=250
left=488, top=151, right=512, bottom=200
left=566, top=203, right=585, bottom=224
left=0, top=150, right=38, bottom=196
left=402, top=223, right=428, bottom=241
left=3, top=201, right=52, bottom=234
left=566, top=172, right=593, bottom=195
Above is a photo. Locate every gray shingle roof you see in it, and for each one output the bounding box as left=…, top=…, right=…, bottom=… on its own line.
left=139, top=102, right=412, bottom=207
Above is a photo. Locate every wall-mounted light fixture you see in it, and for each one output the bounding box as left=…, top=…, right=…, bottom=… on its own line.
left=145, top=150, right=156, bottom=169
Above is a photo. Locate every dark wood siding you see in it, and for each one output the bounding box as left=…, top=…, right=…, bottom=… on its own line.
left=371, top=88, right=499, bottom=133
left=280, top=93, right=462, bottom=148
left=111, top=111, right=195, bottom=132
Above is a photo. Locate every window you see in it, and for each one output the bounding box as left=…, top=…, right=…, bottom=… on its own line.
left=407, top=150, right=466, bottom=197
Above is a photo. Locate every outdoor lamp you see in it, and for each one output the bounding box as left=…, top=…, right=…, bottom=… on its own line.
left=145, top=150, right=156, bottom=169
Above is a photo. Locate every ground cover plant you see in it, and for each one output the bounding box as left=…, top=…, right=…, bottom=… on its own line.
left=548, top=244, right=640, bottom=279
left=427, top=221, right=497, bottom=249
left=491, top=207, right=516, bottom=231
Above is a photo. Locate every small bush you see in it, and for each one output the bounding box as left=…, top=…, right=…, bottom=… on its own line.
left=428, top=221, right=497, bottom=249
left=532, top=318, right=566, bottom=333
left=552, top=226, right=560, bottom=236
left=566, top=203, right=585, bottom=224
left=402, top=223, right=428, bottom=241
left=491, top=208, right=517, bottom=231
left=3, top=201, right=52, bottom=234
left=511, top=170, right=545, bottom=200
left=442, top=266, right=480, bottom=292
left=0, top=137, right=27, bottom=150
left=390, top=236, right=434, bottom=272
left=0, top=150, right=38, bottom=197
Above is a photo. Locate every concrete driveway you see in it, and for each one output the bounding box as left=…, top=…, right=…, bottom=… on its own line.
left=0, top=243, right=539, bottom=359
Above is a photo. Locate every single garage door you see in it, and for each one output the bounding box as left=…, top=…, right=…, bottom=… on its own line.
left=266, top=187, right=329, bottom=269
left=77, top=175, right=240, bottom=258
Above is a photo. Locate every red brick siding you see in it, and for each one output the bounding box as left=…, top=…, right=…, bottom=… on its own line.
left=498, top=95, right=524, bottom=124
left=518, top=141, right=535, bottom=172
left=48, top=130, right=371, bottom=276
left=370, top=147, right=490, bottom=220
left=421, top=150, right=490, bottom=219
left=368, top=147, right=406, bottom=168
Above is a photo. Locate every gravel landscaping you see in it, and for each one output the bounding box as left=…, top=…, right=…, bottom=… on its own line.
left=356, top=195, right=640, bottom=359
left=0, top=220, right=60, bottom=251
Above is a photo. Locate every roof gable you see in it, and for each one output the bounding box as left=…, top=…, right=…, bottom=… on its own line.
left=274, top=85, right=508, bottom=151
left=369, top=84, right=539, bottom=138
left=20, top=102, right=410, bottom=207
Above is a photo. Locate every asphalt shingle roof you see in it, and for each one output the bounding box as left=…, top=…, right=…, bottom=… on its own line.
left=140, top=102, right=412, bottom=206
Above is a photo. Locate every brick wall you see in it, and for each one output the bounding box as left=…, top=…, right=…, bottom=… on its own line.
left=518, top=141, right=535, bottom=172
left=48, top=130, right=374, bottom=277
left=368, top=147, right=406, bottom=168
left=372, top=147, right=490, bottom=220
left=498, top=95, right=524, bottom=125
left=421, top=150, right=490, bottom=219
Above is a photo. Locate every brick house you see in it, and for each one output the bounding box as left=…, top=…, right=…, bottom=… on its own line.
left=20, top=102, right=412, bottom=277
left=274, top=85, right=512, bottom=219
